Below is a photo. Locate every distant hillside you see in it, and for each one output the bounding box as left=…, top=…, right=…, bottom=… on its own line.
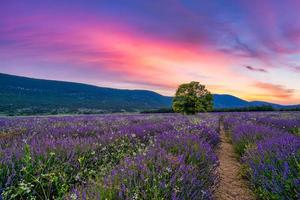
left=213, top=94, right=300, bottom=109
left=0, top=73, right=172, bottom=115
left=0, top=73, right=298, bottom=115
left=213, top=94, right=249, bottom=108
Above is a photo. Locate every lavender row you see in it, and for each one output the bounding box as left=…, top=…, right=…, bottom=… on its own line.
left=224, top=113, right=300, bottom=199
left=255, top=117, right=300, bottom=136
left=223, top=111, right=300, bottom=136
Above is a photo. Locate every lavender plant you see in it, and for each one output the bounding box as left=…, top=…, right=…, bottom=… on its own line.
left=243, top=135, right=300, bottom=199
left=0, top=114, right=220, bottom=199
left=224, top=112, right=300, bottom=200
left=71, top=129, right=219, bottom=200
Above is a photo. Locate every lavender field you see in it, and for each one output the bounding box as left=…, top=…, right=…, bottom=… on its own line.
left=0, top=112, right=299, bottom=200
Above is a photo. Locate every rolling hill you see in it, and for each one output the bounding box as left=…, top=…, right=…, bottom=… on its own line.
left=0, top=73, right=298, bottom=115
left=213, top=94, right=299, bottom=109
left=0, top=73, right=172, bottom=115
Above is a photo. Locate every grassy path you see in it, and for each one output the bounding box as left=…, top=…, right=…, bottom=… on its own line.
left=215, top=121, right=255, bottom=200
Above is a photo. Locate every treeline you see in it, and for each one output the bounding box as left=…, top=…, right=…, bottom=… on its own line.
left=141, top=105, right=300, bottom=114
left=214, top=106, right=300, bottom=112
left=0, top=106, right=129, bottom=116
left=278, top=107, right=300, bottom=111
left=140, top=108, right=174, bottom=114
left=212, top=105, right=275, bottom=112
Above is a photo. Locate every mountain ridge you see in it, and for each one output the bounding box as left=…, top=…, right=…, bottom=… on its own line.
left=0, top=73, right=298, bottom=115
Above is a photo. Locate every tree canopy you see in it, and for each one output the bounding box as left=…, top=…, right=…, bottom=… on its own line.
left=172, top=81, right=213, bottom=114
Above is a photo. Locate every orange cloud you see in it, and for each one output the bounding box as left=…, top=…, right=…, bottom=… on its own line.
left=254, top=82, right=294, bottom=98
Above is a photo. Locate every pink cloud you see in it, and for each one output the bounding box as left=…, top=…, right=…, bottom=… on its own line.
left=0, top=15, right=238, bottom=95
left=254, top=82, right=294, bottom=98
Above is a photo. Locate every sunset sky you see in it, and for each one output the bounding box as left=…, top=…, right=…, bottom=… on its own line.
left=1, top=0, right=300, bottom=104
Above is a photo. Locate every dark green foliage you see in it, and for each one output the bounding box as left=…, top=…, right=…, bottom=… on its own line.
left=213, top=105, right=275, bottom=112
left=140, top=108, right=174, bottom=113
left=279, top=107, right=300, bottom=111
left=172, top=81, right=213, bottom=114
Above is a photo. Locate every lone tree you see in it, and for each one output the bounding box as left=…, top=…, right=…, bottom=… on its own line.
left=172, top=81, right=213, bottom=114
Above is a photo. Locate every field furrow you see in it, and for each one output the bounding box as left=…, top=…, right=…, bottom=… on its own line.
left=215, top=121, right=255, bottom=200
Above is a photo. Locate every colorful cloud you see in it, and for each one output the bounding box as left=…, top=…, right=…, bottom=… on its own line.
left=254, top=82, right=295, bottom=99
left=0, top=0, right=299, bottom=104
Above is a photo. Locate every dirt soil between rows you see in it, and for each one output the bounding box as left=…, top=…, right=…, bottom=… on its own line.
left=215, top=121, right=255, bottom=200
